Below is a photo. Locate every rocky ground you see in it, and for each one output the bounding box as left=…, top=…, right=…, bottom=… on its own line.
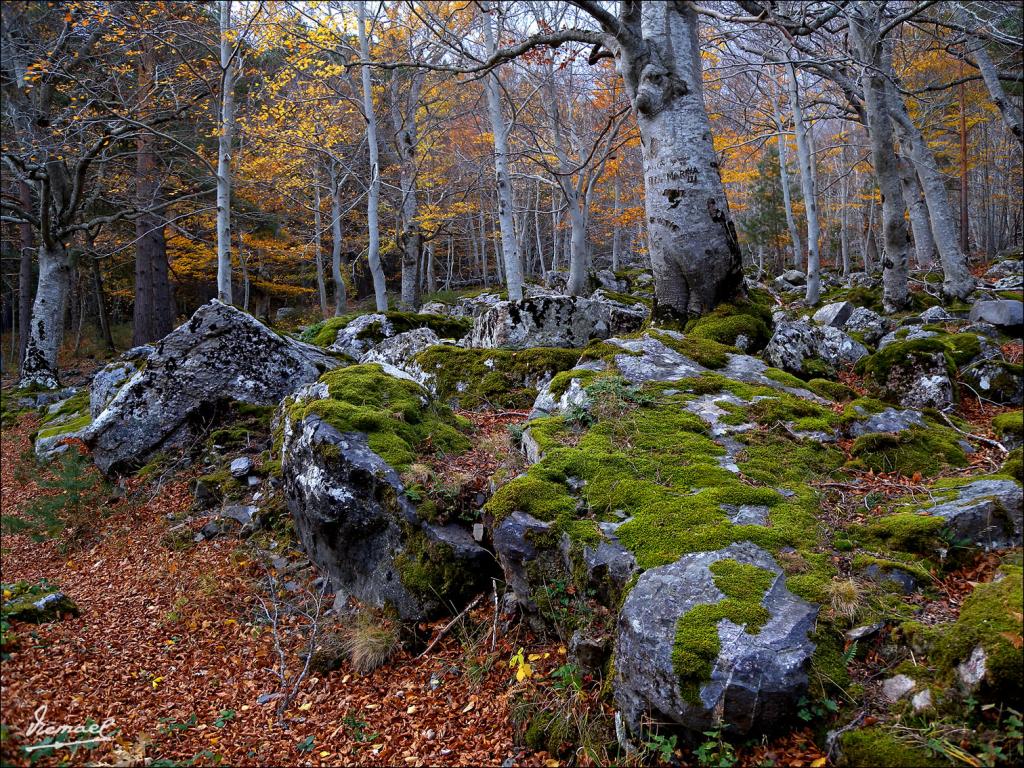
left=1, top=257, right=1022, bottom=767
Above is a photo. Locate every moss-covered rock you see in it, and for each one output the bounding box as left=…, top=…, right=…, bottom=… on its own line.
left=286, top=364, right=470, bottom=471
left=846, top=426, right=968, bottom=477
left=993, top=411, right=1023, bottom=449
left=682, top=296, right=773, bottom=351
left=934, top=565, right=1023, bottom=700
left=302, top=311, right=472, bottom=348
left=838, top=727, right=948, bottom=767
left=411, top=346, right=583, bottom=409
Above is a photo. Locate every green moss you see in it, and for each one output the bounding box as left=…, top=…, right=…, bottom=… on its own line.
left=763, top=368, right=809, bottom=390
left=847, top=426, right=967, bottom=476
left=36, top=413, right=92, bottom=440
left=596, top=289, right=652, bottom=309
left=684, top=299, right=772, bottom=351
left=289, top=364, right=470, bottom=471
left=856, top=338, right=956, bottom=392
left=671, top=559, right=775, bottom=702
left=934, top=565, right=1023, bottom=700
left=647, top=330, right=736, bottom=370
left=302, top=315, right=357, bottom=346
left=38, top=390, right=90, bottom=426
left=805, top=378, right=856, bottom=402
left=852, top=553, right=933, bottom=584
left=413, top=345, right=583, bottom=409
left=1001, top=447, right=1022, bottom=481
left=394, top=529, right=485, bottom=606
left=860, top=512, right=945, bottom=555
left=839, top=727, right=948, bottom=767
left=993, top=411, right=1023, bottom=442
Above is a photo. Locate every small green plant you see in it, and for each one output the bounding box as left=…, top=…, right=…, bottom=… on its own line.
left=295, top=734, right=315, bottom=752
left=341, top=714, right=378, bottom=743
left=1, top=448, right=108, bottom=549
left=694, top=725, right=737, bottom=768
left=158, top=713, right=198, bottom=736
left=213, top=710, right=235, bottom=728
left=797, top=695, right=839, bottom=723
left=643, top=731, right=678, bottom=764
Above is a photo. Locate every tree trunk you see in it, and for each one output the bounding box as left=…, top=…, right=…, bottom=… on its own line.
left=611, top=174, right=622, bottom=271
left=390, top=71, right=424, bottom=310
left=850, top=3, right=909, bottom=312
left=20, top=242, right=70, bottom=388
left=134, top=147, right=175, bottom=344
left=313, top=176, right=328, bottom=318
left=614, top=2, right=742, bottom=321
left=898, top=156, right=936, bottom=269
left=216, top=0, right=235, bottom=304
left=17, top=180, right=34, bottom=365
left=357, top=0, right=389, bottom=312
left=963, top=18, right=1023, bottom=146
left=771, top=92, right=804, bottom=270
left=886, top=80, right=975, bottom=298
left=90, top=254, right=114, bottom=353
left=330, top=166, right=348, bottom=315
left=785, top=61, right=821, bottom=305
left=481, top=1, right=524, bottom=301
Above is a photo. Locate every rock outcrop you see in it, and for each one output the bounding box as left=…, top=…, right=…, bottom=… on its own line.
left=86, top=301, right=339, bottom=473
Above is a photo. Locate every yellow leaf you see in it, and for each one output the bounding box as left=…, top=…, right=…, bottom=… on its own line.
left=545, top=761, right=560, bottom=768
left=320, top=752, right=330, bottom=758
left=811, top=758, right=827, bottom=768
left=299, top=702, right=312, bottom=711
left=528, top=654, right=542, bottom=662
left=515, top=663, right=533, bottom=683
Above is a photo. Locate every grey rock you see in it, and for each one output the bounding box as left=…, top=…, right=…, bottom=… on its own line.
left=991, top=275, right=1024, bottom=291
left=281, top=389, right=491, bottom=621
left=570, top=629, right=611, bottom=673
left=867, top=348, right=955, bottom=410
left=274, top=307, right=297, bottom=322
left=543, top=270, right=569, bottom=292
left=961, top=358, right=1023, bottom=405
left=229, top=456, right=253, bottom=478
left=782, top=269, right=807, bottom=286
left=984, top=258, right=1023, bottom=279
left=18, top=387, right=78, bottom=410
left=877, top=327, right=937, bottom=350
left=418, top=301, right=450, bottom=316
left=881, top=674, right=916, bottom=702
left=720, top=504, right=770, bottom=526
left=86, top=301, right=338, bottom=474
left=847, top=407, right=926, bottom=438
left=863, top=564, right=917, bottom=595
left=615, top=542, right=816, bottom=736
left=34, top=416, right=92, bottom=460
left=925, top=479, right=1022, bottom=550
left=844, top=307, right=889, bottom=345
left=958, top=645, right=988, bottom=690
left=222, top=504, right=257, bottom=525
left=123, top=344, right=155, bottom=362
left=453, top=292, right=504, bottom=319
left=595, top=269, right=626, bottom=292
left=90, top=360, right=140, bottom=418
left=969, top=300, right=1023, bottom=330
left=812, top=301, right=854, bottom=328
left=912, top=689, right=933, bottom=712
left=845, top=623, right=885, bottom=642
left=763, top=321, right=867, bottom=375
left=327, top=313, right=392, bottom=358
left=466, top=295, right=645, bottom=349
left=360, top=327, right=440, bottom=370
left=846, top=272, right=876, bottom=288
left=919, top=305, right=956, bottom=324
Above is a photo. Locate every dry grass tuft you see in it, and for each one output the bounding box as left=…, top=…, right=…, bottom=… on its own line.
left=342, top=614, right=400, bottom=674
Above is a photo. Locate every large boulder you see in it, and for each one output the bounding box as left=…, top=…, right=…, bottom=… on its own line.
left=969, top=300, right=1023, bottom=332
left=327, top=313, right=392, bottom=359
left=812, top=301, right=854, bottom=328
left=86, top=301, right=339, bottom=473
left=281, top=375, right=491, bottom=620
left=924, top=479, right=1022, bottom=550
left=615, top=542, right=816, bottom=736
left=859, top=340, right=957, bottom=410
left=465, top=295, right=645, bottom=349
left=763, top=320, right=868, bottom=375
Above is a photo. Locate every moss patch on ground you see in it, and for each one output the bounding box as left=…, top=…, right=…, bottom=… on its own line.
left=846, top=426, right=968, bottom=477
left=682, top=295, right=774, bottom=351
left=993, top=411, right=1023, bottom=444
left=412, top=346, right=584, bottom=409
left=288, top=364, right=471, bottom=471
left=839, top=727, right=948, bottom=767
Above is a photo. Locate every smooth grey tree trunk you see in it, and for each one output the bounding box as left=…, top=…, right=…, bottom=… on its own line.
left=786, top=61, right=821, bottom=304
left=612, top=175, right=622, bottom=271
left=18, top=181, right=34, bottom=365
left=390, top=70, right=424, bottom=309
left=481, top=1, right=523, bottom=300
left=899, top=156, right=936, bottom=269
left=216, top=0, right=235, bottom=305
left=613, top=2, right=742, bottom=320
left=329, top=166, right=347, bottom=315
left=771, top=92, right=804, bottom=269
left=357, top=0, right=389, bottom=312
left=20, top=242, right=70, bottom=388
left=313, top=176, right=328, bottom=318
left=886, top=81, right=975, bottom=298
left=960, top=8, right=1023, bottom=147
left=850, top=3, right=910, bottom=312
